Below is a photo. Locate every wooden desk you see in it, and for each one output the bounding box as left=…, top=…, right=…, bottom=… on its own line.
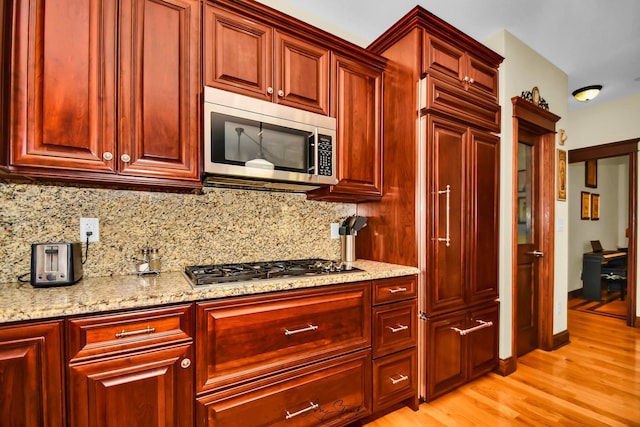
left=582, top=251, right=627, bottom=302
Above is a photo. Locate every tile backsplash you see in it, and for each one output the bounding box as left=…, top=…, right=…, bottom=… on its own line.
left=0, top=183, right=355, bottom=283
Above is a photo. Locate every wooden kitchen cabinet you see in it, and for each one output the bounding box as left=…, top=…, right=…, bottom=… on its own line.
left=66, top=304, right=195, bottom=427
left=196, top=350, right=372, bottom=427
left=370, top=276, right=418, bottom=413
left=0, top=320, right=65, bottom=427
left=307, top=55, right=384, bottom=202
left=360, top=6, right=503, bottom=402
left=204, top=2, right=329, bottom=115
left=195, top=282, right=371, bottom=393
left=423, top=33, right=499, bottom=100
left=426, top=302, right=499, bottom=400
left=5, top=0, right=200, bottom=189
left=424, top=114, right=500, bottom=316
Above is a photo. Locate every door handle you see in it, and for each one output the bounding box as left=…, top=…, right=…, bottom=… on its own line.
left=526, top=250, right=544, bottom=257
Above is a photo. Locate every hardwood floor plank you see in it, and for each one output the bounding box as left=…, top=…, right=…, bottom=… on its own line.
left=364, top=310, right=640, bottom=426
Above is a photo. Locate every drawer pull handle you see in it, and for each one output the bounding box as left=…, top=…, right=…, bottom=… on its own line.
left=115, top=326, right=156, bottom=339
left=388, top=287, right=407, bottom=293
left=284, top=324, right=319, bottom=336
left=285, top=401, right=319, bottom=419
left=386, top=324, right=409, bottom=333
left=451, top=319, right=493, bottom=336
left=389, top=374, right=409, bottom=385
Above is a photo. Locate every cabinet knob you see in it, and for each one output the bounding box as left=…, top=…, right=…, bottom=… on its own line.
left=277, top=89, right=284, bottom=97
left=180, top=358, right=191, bottom=369
left=103, top=152, right=113, bottom=161
left=469, top=77, right=475, bottom=84
left=121, top=154, right=131, bottom=163
left=267, top=87, right=274, bottom=94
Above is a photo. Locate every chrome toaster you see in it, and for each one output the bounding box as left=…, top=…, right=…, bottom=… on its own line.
left=31, top=242, right=83, bottom=287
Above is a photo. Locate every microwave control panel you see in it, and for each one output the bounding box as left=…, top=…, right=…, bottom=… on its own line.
left=317, top=135, right=333, bottom=176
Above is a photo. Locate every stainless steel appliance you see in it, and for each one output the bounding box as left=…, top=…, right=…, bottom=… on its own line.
left=184, top=259, right=359, bottom=286
left=31, top=242, right=83, bottom=287
left=203, top=87, right=338, bottom=191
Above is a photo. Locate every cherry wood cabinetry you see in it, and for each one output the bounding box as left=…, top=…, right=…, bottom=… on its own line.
left=195, top=282, right=371, bottom=393
left=5, top=0, right=200, bottom=189
left=66, top=304, right=194, bottom=427
left=204, top=3, right=329, bottom=115
left=196, top=350, right=371, bottom=427
left=307, top=55, right=383, bottom=202
left=0, top=320, right=65, bottom=426
left=360, top=6, right=503, bottom=401
left=426, top=302, right=499, bottom=399
left=370, top=276, right=418, bottom=413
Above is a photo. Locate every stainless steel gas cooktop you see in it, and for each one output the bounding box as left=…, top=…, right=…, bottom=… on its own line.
left=184, top=258, right=360, bottom=286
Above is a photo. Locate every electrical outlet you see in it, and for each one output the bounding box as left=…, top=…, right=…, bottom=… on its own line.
left=80, top=218, right=99, bottom=242
left=330, top=223, right=340, bottom=239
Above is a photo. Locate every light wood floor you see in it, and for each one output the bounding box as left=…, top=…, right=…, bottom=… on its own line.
left=365, top=309, right=640, bottom=426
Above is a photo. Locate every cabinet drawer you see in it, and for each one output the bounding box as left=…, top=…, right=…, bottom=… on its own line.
left=67, top=304, right=193, bottom=362
left=372, top=348, right=417, bottom=412
left=422, top=75, right=500, bottom=132
left=372, top=300, right=417, bottom=358
left=196, top=282, right=371, bottom=392
left=196, top=350, right=371, bottom=427
left=372, top=275, right=417, bottom=305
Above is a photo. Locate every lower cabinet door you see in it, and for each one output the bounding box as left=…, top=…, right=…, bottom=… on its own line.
left=372, top=348, right=417, bottom=412
left=67, top=342, right=194, bottom=427
left=468, top=302, right=499, bottom=380
left=425, top=311, right=466, bottom=401
left=196, top=350, right=372, bottom=427
left=0, top=321, right=65, bottom=427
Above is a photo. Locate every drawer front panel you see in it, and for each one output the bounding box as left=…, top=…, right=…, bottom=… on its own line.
left=197, top=350, right=371, bottom=427
left=197, top=283, right=371, bottom=391
left=372, top=300, right=416, bottom=358
left=67, top=304, right=193, bottom=362
left=372, top=275, right=417, bottom=305
left=372, top=348, right=417, bottom=412
left=424, top=75, right=500, bottom=132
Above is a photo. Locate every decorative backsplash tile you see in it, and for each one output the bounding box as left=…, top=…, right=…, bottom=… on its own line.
left=0, top=183, right=355, bottom=283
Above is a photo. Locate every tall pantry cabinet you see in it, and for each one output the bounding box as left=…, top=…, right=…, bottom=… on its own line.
left=358, top=6, right=503, bottom=401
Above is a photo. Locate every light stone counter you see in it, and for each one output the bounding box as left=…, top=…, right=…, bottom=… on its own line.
left=0, top=260, right=419, bottom=324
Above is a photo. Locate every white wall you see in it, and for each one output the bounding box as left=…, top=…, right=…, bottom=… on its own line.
left=567, top=158, right=629, bottom=292
left=483, top=30, right=569, bottom=358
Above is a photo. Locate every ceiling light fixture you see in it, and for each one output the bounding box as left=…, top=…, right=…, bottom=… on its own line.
left=572, top=85, right=603, bottom=102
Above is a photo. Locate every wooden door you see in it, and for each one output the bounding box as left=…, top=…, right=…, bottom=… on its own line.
left=0, top=321, right=65, bottom=427
left=203, top=4, right=272, bottom=101
left=68, top=343, right=194, bottom=427
left=274, top=31, right=329, bottom=115
left=118, top=0, right=200, bottom=182
left=9, top=0, right=116, bottom=172
left=468, top=129, right=500, bottom=304
left=425, top=116, right=467, bottom=314
left=516, top=133, right=541, bottom=356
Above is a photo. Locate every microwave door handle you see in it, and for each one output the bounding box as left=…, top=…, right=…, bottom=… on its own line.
left=313, top=128, right=319, bottom=176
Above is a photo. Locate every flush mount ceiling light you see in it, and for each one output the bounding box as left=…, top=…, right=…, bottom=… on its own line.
left=572, top=85, right=603, bottom=102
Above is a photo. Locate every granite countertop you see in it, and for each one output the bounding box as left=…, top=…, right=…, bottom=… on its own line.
left=0, top=260, right=419, bottom=324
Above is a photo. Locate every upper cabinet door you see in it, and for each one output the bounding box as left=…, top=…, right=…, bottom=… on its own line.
left=203, top=4, right=273, bottom=102
left=307, top=54, right=383, bottom=202
left=274, top=31, right=329, bottom=115
left=8, top=0, right=117, bottom=173
left=117, top=0, right=200, bottom=181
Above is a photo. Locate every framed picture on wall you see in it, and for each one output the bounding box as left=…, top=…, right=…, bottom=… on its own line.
left=591, top=194, right=600, bottom=220
left=585, top=159, right=597, bottom=188
left=557, top=149, right=567, bottom=201
left=581, top=191, right=591, bottom=220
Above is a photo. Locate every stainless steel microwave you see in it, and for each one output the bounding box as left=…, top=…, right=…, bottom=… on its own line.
left=203, top=87, right=337, bottom=191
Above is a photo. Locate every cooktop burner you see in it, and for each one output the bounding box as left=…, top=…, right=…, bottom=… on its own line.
left=185, top=258, right=360, bottom=286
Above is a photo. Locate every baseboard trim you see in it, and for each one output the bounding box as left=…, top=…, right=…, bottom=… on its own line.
left=495, top=356, right=516, bottom=376
left=568, top=288, right=582, bottom=299
left=553, top=329, right=571, bottom=349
